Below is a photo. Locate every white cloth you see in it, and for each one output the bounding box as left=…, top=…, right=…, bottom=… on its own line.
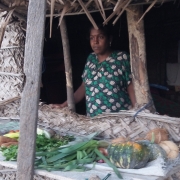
left=166, top=63, right=180, bottom=86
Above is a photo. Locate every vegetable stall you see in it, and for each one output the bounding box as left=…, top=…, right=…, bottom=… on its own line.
left=0, top=0, right=180, bottom=180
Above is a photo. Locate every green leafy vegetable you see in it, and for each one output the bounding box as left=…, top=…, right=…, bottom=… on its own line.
left=0, top=145, right=18, bottom=161
left=0, top=134, right=74, bottom=161
left=36, top=134, right=74, bottom=152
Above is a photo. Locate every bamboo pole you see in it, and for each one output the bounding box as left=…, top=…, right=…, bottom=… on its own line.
left=60, top=17, right=76, bottom=111
left=16, top=0, right=46, bottom=180
left=126, top=5, right=156, bottom=112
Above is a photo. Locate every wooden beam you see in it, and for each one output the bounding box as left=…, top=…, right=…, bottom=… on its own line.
left=126, top=5, right=156, bottom=112
left=60, top=17, right=76, bottom=111
left=16, top=0, right=46, bottom=180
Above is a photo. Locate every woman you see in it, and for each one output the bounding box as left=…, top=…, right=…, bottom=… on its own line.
left=52, top=24, right=136, bottom=117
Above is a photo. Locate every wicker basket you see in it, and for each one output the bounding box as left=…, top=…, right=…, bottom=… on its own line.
left=38, top=105, right=180, bottom=143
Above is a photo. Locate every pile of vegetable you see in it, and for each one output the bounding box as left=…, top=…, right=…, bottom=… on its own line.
left=0, top=127, right=179, bottom=179
left=35, top=139, right=122, bottom=178
left=0, top=131, right=74, bottom=161
left=0, top=131, right=123, bottom=179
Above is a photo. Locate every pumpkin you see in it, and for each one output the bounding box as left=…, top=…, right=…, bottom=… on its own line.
left=144, top=128, right=169, bottom=144
left=159, top=141, right=179, bottom=160
left=107, top=141, right=150, bottom=169
left=137, top=140, right=167, bottom=162
left=111, top=137, right=126, bottom=144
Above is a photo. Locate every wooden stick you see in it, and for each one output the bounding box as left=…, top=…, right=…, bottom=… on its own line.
left=99, top=0, right=106, bottom=19
left=113, top=0, right=132, bottom=25
left=126, top=5, right=156, bottom=112
left=107, top=0, right=116, bottom=5
left=71, top=0, right=77, bottom=6
left=50, top=0, right=55, bottom=38
left=113, top=0, right=123, bottom=11
left=79, top=0, right=93, bottom=13
left=78, top=0, right=98, bottom=29
left=16, top=1, right=47, bottom=180
left=0, top=96, right=21, bottom=106
left=103, top=0, right=128, bottom=25
left=94, top=0, right=104, bottom=20
left=137, top=0, right=158, bottom=24
left=58, top=2, right=70, bottom=26
left=60, top=17, right=76, bottom=111
left=58, top=0, right=64, bottom=5
left=46, top=8, right=113, bottom=17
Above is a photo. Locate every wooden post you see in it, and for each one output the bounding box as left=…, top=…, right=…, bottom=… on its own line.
left=126, top=5, right=155, bottom=112
left=16, top=1, right=46, bottom=180
left=60, top=17, right=76, bottom=111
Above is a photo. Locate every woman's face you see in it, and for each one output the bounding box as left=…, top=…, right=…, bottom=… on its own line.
left=89, top=28, right=110, bottom=55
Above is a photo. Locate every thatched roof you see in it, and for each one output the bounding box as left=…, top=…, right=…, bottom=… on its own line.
left=0, top=0, right=177, bottom=38
left=0, top=0, right=175, bottom=23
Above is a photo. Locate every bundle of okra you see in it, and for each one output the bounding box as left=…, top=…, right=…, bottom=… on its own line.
left=35, top=139, right=122, bottom=179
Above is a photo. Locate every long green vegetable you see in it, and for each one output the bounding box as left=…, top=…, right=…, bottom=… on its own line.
left=35, top=139, right=123, bottom=179
left=0, top=134, right=123, bottom=179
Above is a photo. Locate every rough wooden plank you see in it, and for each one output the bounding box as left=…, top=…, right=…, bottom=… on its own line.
left=126, top=5, right=156, bottom=112
left=16, top=0, right=47, bottom=180
left=60, top=17, right=76, bottom=111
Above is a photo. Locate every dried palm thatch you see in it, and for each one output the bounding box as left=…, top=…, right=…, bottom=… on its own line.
left=0, top=11, right=25, bottom=117
left=0, top=0, right=176, bottom=36
left=38, top=104, right=180, bottom=142
left=0, top=98, right=20, bottom=118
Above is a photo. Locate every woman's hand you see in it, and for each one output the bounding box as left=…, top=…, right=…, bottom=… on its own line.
left=50, top=102, right=67, bottom=109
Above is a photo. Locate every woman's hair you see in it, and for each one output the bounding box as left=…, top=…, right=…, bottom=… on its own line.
left=87, top=23, right=113, bottom=40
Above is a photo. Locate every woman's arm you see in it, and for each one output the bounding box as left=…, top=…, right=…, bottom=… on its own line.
left=127, top=82, right=136, bottom=108
left=51, top=82, right=85, bottom=108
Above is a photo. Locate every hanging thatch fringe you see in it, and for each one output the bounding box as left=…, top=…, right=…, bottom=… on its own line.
left=103, top=0, right=128, bottom=25
left=113, top=0, right=122, bottom=12
left=78, top=0, right=98, bottom=29
left=94, top=0, right=106, bottom=21
left=113, top=0, right=132, bottom=25
left=79, top=0, right=93, bottom=13
left=58, top=2, right=70, bottom=26
left=49, top=0, right=55, bottom=38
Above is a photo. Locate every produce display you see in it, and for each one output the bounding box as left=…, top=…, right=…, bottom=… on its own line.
left=0, top=127, right=179, bottom=179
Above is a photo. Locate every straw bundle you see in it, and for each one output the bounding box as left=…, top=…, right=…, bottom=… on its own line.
left=38, top=104, right=180, bottom=142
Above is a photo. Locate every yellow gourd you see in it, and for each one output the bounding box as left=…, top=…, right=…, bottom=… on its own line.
left=159, top=141, right=179, bottom=159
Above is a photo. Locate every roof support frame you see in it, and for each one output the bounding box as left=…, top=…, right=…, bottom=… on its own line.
left=16, top=0, right=47, bottom=179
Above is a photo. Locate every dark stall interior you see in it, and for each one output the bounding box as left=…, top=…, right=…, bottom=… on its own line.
left=40, top=2, right=180, bottom=117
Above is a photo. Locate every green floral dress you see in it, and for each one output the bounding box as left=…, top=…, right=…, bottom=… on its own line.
left=82, top=50, right=132, bottom=117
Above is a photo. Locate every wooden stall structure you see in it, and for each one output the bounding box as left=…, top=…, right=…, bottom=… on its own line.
left=0, top=0, right=180, bottom=180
